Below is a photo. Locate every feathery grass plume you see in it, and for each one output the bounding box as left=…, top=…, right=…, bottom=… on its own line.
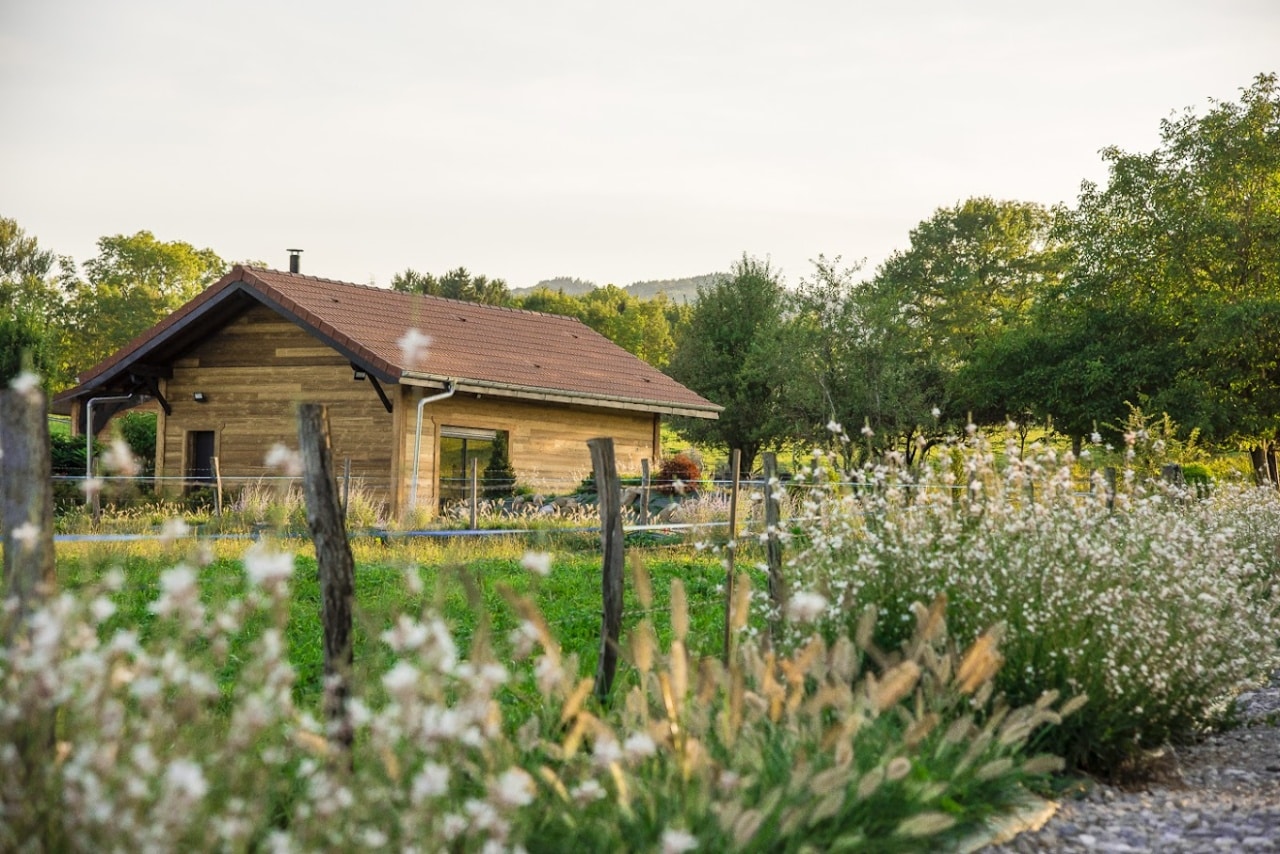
left=631, top=555, right=653, bottom=609
left=955, top=628, right=1004, bottom=695
left=896, top=812, right=958, bottom=838
left=870, top=660, right=921, bottom=712
left=670, top=578, right=688, bottom=642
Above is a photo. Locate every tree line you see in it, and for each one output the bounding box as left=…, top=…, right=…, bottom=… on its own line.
left=668, top=74, right=1280, bottom=473
left=3, top=74, right=1276, bottom=474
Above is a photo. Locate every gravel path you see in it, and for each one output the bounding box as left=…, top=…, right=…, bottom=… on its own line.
left=984, top=673, right=1280, bottom=853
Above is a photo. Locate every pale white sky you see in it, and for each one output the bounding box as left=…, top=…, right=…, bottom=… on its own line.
left=2, top=1, right=1277, bottom=289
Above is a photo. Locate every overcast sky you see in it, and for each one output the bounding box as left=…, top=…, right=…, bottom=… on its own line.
left=2, top=1, right=1277, bottom=290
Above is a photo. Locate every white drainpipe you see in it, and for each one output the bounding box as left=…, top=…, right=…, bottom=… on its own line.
left=85, top=393, right=140, bottom=502
left=410, top=381, right=456, bottom=509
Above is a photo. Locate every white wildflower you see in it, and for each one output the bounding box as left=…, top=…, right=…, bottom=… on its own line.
left=826, top=420, right=843, bottom=434
left=382, top=614, right=430, bottom=652
left=244, top=543, right=295, bottom=587
left=787, top=591, right=828, bottom=623
left=491, top=767, right=535, bottom=808
left=592, top=735, right=623, bottom=767
left=10, top=370, right=40, bottom=394
left=11, top=521, right=40, bottom=551
left=101, top=437, right=139, bottom=476
left=861, top=423, right=875, bottom=438
left=264, top=443, right=302, bottom=476
left=89, top=596, right=116, bottom=624
left=1090, top=431, right=1102, bottom=444
left=662, top=828, right=699, bottom=854
left=164, top=758, right=208, bottom=801
left=521, top=551, right=552, bottom=577
left=382, top=660, right=420, bottom=697
left=624, top=732, right=657, bottom=760
left=160, top=517, right=191, bottom=542
left=398, top=328, right=432, bottom=366
left=931, top=407, right=942, bottom=419
left=571, top=779, right=606, bottom=804
left=150, top=564, right=198, bottom=616
left=411, top=762, right=451, bottom=803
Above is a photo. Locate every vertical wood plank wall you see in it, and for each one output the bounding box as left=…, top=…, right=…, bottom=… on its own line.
left=158, top=304, right=395, bottom=496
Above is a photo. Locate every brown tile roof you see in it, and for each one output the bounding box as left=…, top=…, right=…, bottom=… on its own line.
left=59, top=266, right=721, bottom=417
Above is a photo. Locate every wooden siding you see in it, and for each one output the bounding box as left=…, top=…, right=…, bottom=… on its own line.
left=157, top=304, right=396, bottom=497
left=395, top=388, right=658, bottom=514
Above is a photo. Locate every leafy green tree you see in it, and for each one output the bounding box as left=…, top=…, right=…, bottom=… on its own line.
left=64, top=231, right=226, bottom=377
left=1009, top=74, right=1280, bottom=456
left=515, top=285, right=683, bottom=368
left=391, top=267, right=511, bottom=305
left=0, top=217, right=71, bottom=388
left=778, top=257, right=947, bottom=468
left=666, top=255, right=787, bottom=473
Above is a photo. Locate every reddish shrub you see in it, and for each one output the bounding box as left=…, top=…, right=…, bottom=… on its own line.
left=656, top=454, right=701, bottom=496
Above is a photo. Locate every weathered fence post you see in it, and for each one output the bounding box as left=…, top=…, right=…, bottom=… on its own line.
left=1161, top=464, right=1185, bottom=488
left=469, top=457, right=479, bottom=529
left=212, top=456, right=224, bottom=518
left=297, top=404, right=355, bottom=757
left=639, top=458, right=651, bottom=526
left=588, top=437, right=624, bottom=702
left=1, top=384, right=55, bottom=620
left=342, top=456, right=351, bottom=515
left=722, top=449, right=741, bottom=665
left=1, top=382, right=56, bottom=854
left=1104, top=466, right=1117, bottom=512
left=762, top=451, right=784, bottom=643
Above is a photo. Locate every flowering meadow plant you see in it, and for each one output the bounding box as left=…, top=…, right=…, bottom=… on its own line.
left=1, top=543, right=1071, bottom=851
left=776, top=432, right=1280, bottom=771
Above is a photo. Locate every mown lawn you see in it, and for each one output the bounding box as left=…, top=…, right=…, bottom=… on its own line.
left=54, top=537, right=736, bottom=715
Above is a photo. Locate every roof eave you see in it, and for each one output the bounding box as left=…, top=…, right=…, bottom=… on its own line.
left=400, top=372, right=721, bottom=419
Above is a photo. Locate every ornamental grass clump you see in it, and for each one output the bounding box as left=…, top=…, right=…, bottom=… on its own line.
left=777, top=431, right=1280, bottom=773
left=1, top=543, right=1072, bottom=851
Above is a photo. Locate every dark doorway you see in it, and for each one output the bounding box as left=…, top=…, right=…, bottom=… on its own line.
left=187, top=430, right=216, bottom=487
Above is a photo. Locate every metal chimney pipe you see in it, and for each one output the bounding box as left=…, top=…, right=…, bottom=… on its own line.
left=288, top=249, right=303, bottom=273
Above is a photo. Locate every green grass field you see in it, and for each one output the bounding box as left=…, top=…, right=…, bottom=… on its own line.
left=54, top=537, right=736, bottom=716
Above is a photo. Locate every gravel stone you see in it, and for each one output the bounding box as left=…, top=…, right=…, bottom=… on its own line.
left=983, top=671, right=1280, bottom=853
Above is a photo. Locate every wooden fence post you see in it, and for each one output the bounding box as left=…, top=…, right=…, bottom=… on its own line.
left=212, top=456, right=224, bottom=518
left=342, top=456, right=351, bottom=515
left=639, top=458, right=651, bottom=526
left=469, top=457, right=479, bottom=529
left=722, top=449, right=741, bottom=665
left=297, top=404, right=355, bottom=757
left=0, top=383, right=56, bottom=854
left=762, top=452, right=784, bottom=643
left=1104, top=466, right=1117, bottom=511
left=1, top=386, right=55, bottom=620
left=588, top=437, right=624, bottom=702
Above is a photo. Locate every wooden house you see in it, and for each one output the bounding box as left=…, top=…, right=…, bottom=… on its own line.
left=53, top=265, right=721, bottom=515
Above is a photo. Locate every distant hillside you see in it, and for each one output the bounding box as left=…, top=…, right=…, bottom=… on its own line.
left=513, top=273, right=723, bottom=303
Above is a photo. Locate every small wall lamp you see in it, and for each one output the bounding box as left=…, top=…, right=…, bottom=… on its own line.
left=193, top=392, right=208, bottom=403
left=353, top=369, right=367, bottom=381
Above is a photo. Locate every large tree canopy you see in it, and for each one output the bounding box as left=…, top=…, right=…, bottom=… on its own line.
left=64, top=231, right=226, bottom=378
left=666, top=256, right=787, bottom=472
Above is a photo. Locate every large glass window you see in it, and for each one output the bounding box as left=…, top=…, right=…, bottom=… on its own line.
left=439, top=426, right=497, bottom=507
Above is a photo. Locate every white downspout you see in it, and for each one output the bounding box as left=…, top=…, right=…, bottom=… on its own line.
left=85, top=393, right=139, bottom=504
left=410, top=381, right=456, bottom=509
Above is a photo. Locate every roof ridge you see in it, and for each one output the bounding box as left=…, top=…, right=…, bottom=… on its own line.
left=242, top=266, right=585, bottom=322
